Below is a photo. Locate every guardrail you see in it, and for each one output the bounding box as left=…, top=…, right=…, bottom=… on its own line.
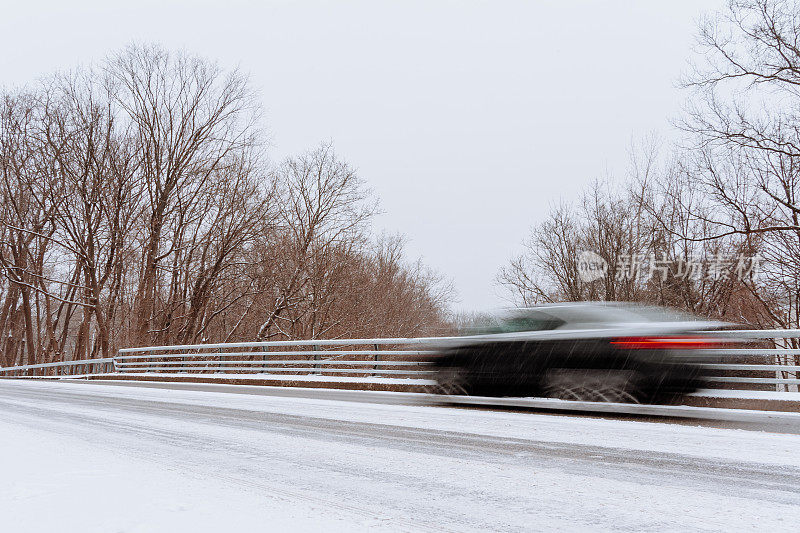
left=112, top=338, right=437, bottom=381
left=1, top=329, right=799, bottom=392
left=0, top=337, right=438, bottom=380
left=0, top=357, right=115, bottom=377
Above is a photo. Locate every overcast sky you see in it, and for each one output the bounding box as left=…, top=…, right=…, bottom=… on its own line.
left=1, top=0, right=725, bottom=313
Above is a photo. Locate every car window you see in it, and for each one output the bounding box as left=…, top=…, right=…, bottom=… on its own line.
left=499, top=312, right=564, bottom=332
left=538, top=303, right=701, bottom=325
left=538, top=306, right=637, bottom=325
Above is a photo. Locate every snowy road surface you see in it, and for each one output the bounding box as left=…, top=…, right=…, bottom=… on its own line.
left=1, top=380, right=800, bottom=532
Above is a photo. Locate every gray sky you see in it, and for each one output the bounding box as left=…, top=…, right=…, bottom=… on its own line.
left=1, top=0, right=725, bottom=313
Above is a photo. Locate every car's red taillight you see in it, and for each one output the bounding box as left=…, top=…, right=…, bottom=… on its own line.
left=610, top=336, right=717, bottom=350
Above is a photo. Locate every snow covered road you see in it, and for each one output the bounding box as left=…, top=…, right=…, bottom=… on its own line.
left=1, top=380, right=800, bottom=532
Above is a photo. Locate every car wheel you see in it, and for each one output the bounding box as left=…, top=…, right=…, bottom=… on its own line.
left=434, top=369, right=470, bottom=396
left=543, top=369, right=642, bottom=403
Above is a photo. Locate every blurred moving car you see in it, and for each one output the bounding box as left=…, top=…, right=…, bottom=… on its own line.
left=431, top=302, right=728, bottom=403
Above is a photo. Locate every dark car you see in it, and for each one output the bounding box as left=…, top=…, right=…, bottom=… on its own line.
left=431, top=303, right=727, bottom=403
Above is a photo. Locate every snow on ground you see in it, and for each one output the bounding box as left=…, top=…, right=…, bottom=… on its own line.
left=1, top=422, right=373, bottom=533
left=27, top=372, right=436, bottom=385
left=115, top=372, right=436, bottom=385
left=23, top=373, right=800, bottom=401
left=1, top=379, right=800, bottom=532
left=690, top=389, right=800, bottom=401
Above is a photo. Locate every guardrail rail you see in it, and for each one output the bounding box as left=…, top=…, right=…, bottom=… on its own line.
left=1, top=329, right=798, bottom=394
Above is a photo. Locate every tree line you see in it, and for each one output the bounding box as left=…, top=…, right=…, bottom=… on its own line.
left=0, top=44, right=452, bottom=366
left=499, top=0, right=800, bottom=329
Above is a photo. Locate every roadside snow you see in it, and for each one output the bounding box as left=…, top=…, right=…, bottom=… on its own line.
left=691, top=388, right=800, bottom=401
left=2, top=380, right=800, bottom=532
left=10, top=379, right=799, bottom=467
left=0, top=420, right=390, bottom=533
left=112, top=372, right=435, bottom=384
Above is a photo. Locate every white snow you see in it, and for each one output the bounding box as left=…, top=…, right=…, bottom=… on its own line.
left=2, top=380, right=800, bottom=532
left=23, top=374, right=800, bottom=401
left=23, top=372, right=436, bottom=385
left=112, top=372, right=435, bottom=385
left=1, top=423, right=371, bottom=533
left=691, top=388, right=800, bottom=401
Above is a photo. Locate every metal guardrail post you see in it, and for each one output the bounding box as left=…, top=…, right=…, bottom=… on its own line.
left=773, top=340, right=780, bottom=391
left=373, top=343, right=380, bottom=377
left=313, top=345, right=320, bottom=375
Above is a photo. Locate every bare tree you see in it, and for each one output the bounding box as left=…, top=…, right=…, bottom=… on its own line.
left=255, top=143, right=376, bottom=340
left=498, top=142, right=770, bottom=324
left=0, top=46, right=453, bottom=366
left=680, top=0, right=800, bottom=327
left=0, top=91, right=61, bottom=365
left=105, top=44, right=262, bottom=346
